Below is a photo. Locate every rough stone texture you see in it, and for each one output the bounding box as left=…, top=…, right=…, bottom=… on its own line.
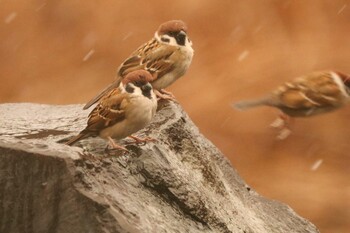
left=0, top=102, right=319, bottom=233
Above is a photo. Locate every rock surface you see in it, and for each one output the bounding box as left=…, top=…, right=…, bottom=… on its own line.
left=0, top=102, right=319, bottom=233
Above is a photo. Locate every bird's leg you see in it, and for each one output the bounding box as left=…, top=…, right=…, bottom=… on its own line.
left=160, top=89, right=175, bottom=98
left=128, top=135, right=157, bottom=145
left=107, top=137, right=129, bottom=152
left=154, top=89, right=177, bottom=101
left=270, top=112, right=293, bottom=140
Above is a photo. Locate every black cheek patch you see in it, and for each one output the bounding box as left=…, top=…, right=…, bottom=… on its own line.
left=175, top=34, right=186, bottom=46
left=142, top=90, right=152, bottom=99
left=125, top=84, right=135, bottom=93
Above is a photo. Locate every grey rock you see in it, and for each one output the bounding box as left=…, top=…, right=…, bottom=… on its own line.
left=0, top=101, right=319, bottom=233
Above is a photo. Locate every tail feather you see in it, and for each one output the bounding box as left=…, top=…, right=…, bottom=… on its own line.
left=233, top=98, right=270, bottom=111
left=65, top=133, right=88, bottom=146
left=83, top=81, right=120, bottom=110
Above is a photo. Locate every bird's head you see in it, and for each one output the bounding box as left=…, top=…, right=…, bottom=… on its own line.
left=122, top=70, right=154, bottom=99
left=155, top=20, right=191, bottom=47
left=336, top=71, right=350, bottom=88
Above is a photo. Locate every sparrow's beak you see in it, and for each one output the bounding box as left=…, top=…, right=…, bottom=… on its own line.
left=141, top=83, right=152, bottom=92
left=175, top=31, right=187, bottom=46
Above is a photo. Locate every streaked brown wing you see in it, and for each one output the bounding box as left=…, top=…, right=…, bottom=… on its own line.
left=83, top=39, right=158, bottom=110
left=85, top=90, right=128, bottom=133
left=117, top=38, right=159, bottom=78
left=118, top=42, right=177, bottom=80
left=276, top=72, right=344, bottom=109
left=278, top=89, right=316, bottom=109
left=117, top=55, right=143, bottom=78
left=141, top=46, right=177, bottom=79
left=84, top=39, right=176, bottom=110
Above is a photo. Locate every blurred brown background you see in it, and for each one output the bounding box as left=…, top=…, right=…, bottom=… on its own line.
left=1, top=0, right=349, bottom=232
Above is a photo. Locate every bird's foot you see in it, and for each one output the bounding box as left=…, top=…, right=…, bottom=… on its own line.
left=270, top=117, right=285, bottom=128
left=127, top=135, right=157, bottom=145
left=270, top=113, right=293, bottom=140
left=106, top=137, right=129, bottom=153
left=276, top=128, right=291, bottom=140
left=154, top=89, right=177, bottom=102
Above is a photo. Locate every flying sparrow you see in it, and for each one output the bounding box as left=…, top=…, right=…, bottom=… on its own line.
left=233, top=71, right=350, bottom=139
left=83, top=19, right=194, bottom=110
left=66, top=70, right=158, bottom=151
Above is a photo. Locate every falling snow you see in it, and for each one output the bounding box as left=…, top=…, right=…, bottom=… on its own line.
left=220, top=116, right=232, bottom=128
left=253, top=25, right=263, bottom=34
left=337, top=4, right=347, bottom=14
left=83, top=49, right=95, bottom=62
left=36, top=3, right=47, bottom=12
left=122, top=32, right=133, bottom=41
left=310, top=159, right=323, bottom=171
left=237, top=50, right=249, bottom=62
left=4, top=12, right=17, bottom=24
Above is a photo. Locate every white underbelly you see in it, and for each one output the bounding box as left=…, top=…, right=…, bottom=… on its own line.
left=152, top=47, right=193, bottom=90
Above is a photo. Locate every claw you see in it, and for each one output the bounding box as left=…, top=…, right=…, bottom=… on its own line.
left=128, top=135, right=157, bottom=145
left=106, top=137, right=129, bottom=153
left=154, top=89, right=178, bottom=102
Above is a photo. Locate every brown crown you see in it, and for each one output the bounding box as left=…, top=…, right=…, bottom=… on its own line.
left=122, top=70, right=154, bottom=85
left=157, top=20, right=188, bottom=35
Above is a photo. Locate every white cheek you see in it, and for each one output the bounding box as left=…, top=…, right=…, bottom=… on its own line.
left=119, top=84, right=126, bottom=93
left=331, top=72, right=349, bottom=97
left=155, top=32, right=178, bottom=46
left=155, top=32, right=193, bottom=52
left=132, top=86, right=143, bottom=96
left=162, top=35, right=178, bottom=46
left=185, top=37, right=193, bottom=51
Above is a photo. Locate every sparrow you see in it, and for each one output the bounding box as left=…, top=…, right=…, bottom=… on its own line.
left=233, top=71, right=350, bottom=139
left=83, top=19, right=194, bottom=110
left=66, top=70, right=158, bottom=151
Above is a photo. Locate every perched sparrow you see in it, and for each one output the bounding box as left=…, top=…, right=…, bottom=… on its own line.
left=66, top=70, right=158, bottom=151
left=83, top=19, right=194, bottom=110
left=234, top=71, right=350, bottom=139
